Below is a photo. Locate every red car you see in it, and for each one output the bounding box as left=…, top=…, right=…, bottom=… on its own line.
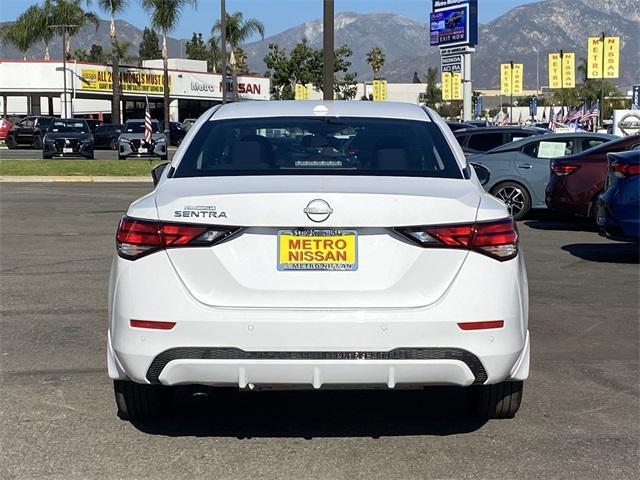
left=0, top=117, right=14, bottom=140
left=546, top=135, right=640, bottom=220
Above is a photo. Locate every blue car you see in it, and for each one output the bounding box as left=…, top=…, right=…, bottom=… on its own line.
left=597, top=149, right=640, bottom=242
left=467, top=132, right=616, bottom=220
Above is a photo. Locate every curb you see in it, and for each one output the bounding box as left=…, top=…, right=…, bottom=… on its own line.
left=0, top=175, right=152, bottom=182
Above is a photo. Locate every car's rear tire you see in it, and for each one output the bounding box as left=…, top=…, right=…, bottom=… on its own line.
left=6, top=136, right=17, bottom=149
left=491, top=182, right=532, bottom=221
left=471, top=381, right=523, bottom=419
left=109, top=137, right=118, bottom=150
left=32, top=135, right=42, bottom=150
left=113, top=380, right=171, bottom=421
left=118, top=153, right=126, bottom=160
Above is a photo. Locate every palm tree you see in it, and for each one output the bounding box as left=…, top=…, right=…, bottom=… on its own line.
left=97, top=0, right=128, bottom=125
left=212, top=12, right=264, bottom=101
left=366, top=47, right=385, bottom=80
left=141, top=0, right=198, bottom=130
left=52, top=0, right=99, bottom=59
left=208, top=35, right=220, bottom=73
left=21, top=1, right=56, bottom=60
left=0, top=22, right=34, bottom=60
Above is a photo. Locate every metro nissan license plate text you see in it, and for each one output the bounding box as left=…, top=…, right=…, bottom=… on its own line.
left=278, top=229, right=358, bottom=271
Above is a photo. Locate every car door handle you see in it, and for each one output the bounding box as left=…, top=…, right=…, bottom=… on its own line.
left=516, top=163, right=533, bottom=169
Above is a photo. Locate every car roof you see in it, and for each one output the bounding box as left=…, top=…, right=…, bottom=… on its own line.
left=484, top=132, right=617, bottom=154
left=210, top=101, right=432, bottom=122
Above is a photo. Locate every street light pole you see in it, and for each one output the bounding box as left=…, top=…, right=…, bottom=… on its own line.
left=220, top=0, right=227, bottom=104
left=323, top=0, right=334, bottom=100
left=599, top=31, right=606, bottom=128
left=49, top=24, right=77, bottom=119
left=509, top=60, right=514, bottom=124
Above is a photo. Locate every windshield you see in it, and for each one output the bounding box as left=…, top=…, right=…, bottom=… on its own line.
left=173, top=117, right=462, bottom=179
left=124, top=121, right=160, bottom=133
left=47, top=119, right=89, bottom=133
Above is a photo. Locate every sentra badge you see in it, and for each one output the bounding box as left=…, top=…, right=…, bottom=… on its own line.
left=174, top=206, right=227, bottom=219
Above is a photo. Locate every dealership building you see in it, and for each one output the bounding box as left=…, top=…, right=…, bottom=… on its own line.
left=0, top=58, right=271, bottom=123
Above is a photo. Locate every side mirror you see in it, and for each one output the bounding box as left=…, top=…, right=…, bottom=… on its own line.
left=470, top=162, right=491, bottom=186
left=151, top=162, right=169, bottom=186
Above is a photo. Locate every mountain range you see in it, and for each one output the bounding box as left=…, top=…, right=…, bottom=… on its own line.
left=1, top=0, right=638, bottom=89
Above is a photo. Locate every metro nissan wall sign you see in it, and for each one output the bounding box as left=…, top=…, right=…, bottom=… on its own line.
left=430, top=0, right=478, bottom=47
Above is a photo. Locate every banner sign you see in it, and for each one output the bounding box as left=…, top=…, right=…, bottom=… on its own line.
left=80, top=68, right=171, bottom=94
left=442, top=71, right=462, bottom=100
left=294, top=83, right=310, bottom=100
left=372, top=79, right=388, bottom=101
left=587, top=36, right=620, bottom=79
left=632, top=86, right=640, bottom=110
left=430, top=0, right=477, bottom=47
left=500, top=63, right=523, bottom=95
left=475, top=95, right=483, bottom=118
left=441, top=54, right=462, bottom=73
left=548, top=52, right=575, bottom=89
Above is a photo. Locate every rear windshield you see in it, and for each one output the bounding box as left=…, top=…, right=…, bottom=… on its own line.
left=124, top=121, right=160, bottom=133
left=173, top=117, right=462, bottom=178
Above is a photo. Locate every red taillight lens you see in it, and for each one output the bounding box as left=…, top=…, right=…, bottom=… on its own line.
left=610, top=161, right=640, bottom=178
left=130, top=319, right=176, bottom=330
left=116, top=216, right=240, bottom=260
left=551, top=163, right=579, bottom=176
left=458, top=320, right=504, bottom=331
left=396, top=218, right=519, bottom=261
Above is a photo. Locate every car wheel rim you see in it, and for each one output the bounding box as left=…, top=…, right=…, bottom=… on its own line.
left=495, top=186, right=525, bottom=217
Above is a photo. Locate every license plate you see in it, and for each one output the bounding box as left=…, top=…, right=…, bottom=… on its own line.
left=277, top=229, right=358, bottom=271
left=63, top=147, right=73, bottom=153
left=138, top=147, right=148, bottom=153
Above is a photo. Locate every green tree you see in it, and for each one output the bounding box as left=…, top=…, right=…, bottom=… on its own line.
left=97, top=0, right=128, bottom=124
left=88, top=43, right=106, bottom=62
left=0, top=22, right=35, bottom=60
left=73, top=46, right=88, bottom=60
left=52, top=0, right=99, bottom=59
left=21, top=1, right=56, bottom=60
left=138, top=27, right=162, bottom=60
left=365, top=46, right=385, bottom=80
left=412, top=71, right=421, bottom=83
left=141, top=0, right=198, bottom=131
left=212, top=12, right=265, bottom=101
left=207, top=35, right=220, bottom=72
left=424, top=67, right=440, bottom=108
left=185, top=32, right=208, bottom=61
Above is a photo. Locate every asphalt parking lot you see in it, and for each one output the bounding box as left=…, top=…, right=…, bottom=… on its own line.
left=0, top=147, right=176, bottom=160
left=1, top=183, right=638, bottom=480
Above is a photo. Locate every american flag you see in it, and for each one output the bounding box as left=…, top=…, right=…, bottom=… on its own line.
left=580, top=101, right=599, bottom=123
left=565, top=103, right=584, bottom=123
left=549, top=106, right=556, bottom=132
left=144, top=96, right=152, bottom=145
left=500, top=112, right=510, bottom=126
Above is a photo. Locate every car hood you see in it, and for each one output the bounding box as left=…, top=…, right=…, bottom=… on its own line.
left=45, top=132, right=91, bottom=140
left=120, top=133, right=165, bottom=141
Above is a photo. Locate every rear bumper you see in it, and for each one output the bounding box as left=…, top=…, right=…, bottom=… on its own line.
left=597, top=199, right=640, bottom=242
left=108, top=250, right=530, bottom=388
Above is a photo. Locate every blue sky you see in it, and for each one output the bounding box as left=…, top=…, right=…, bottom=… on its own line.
left=0, top=0, right=540, bottom=40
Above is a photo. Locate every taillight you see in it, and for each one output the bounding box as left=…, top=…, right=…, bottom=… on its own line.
left=610, top=161, right=640, bottom=178
left=116, top=216, right=241, bottom=260
left=551, top=163, right=580, bottom=176
left=395, top=217, right=519, bottom=261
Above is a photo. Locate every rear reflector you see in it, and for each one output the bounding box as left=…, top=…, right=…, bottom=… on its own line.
left=116, top=216, right=241, bottom=260
left=395, top=217, right=519, bottom=261
left=551, top=163, right=580, bottom=176
left=130, top=319, right=176, bottom=330
left=457, top=320, right=504, bottom=331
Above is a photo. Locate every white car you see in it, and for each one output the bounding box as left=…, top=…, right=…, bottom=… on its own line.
left=108, top=101, right=529, bottom=421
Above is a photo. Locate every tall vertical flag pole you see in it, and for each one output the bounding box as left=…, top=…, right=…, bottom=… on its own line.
left=560, top=49, right=565, bottom=119
left=510, top=60, right=514, bottom=125
left=599, top=32, right=605, bottom=128
left=221, top=0, right=227, bottom=104
left=323, top=0, right=334, bottom=100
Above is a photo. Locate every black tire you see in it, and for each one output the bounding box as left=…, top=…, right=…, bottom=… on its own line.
left=175, top=136, right=182, bottom=147
left=160, top=155, right=168, bottom=161
left=589, top=193, right=602, bottom=224
left=109, top=137, right=118, bottom=150
left=491, top=181, right=532, bottom=221
left=471, top=381, right=524, bottom=419
left=113, top=380, right=171, bottom=421
left=6, top=135, right=17, bottom=149
left=86, top=151, right=95, bottom=160
left=118, top=153, right=126, bottom=160
left=32, top=135, right=43, bottom=150
left=43, top=154, right=53, bottom=159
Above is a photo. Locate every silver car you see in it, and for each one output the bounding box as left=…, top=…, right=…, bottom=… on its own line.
left=468, top=132, right=617, bottom=219
left=118, top=119, right=168, bottom=160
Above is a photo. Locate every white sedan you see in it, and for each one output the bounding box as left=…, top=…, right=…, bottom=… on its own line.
left=108, top=101, right=529, bottom=421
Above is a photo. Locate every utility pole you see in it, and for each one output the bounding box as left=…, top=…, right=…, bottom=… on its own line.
left=323, top=0, right=334, bottom=101
left=560, top=49, right=565, bottom=119
left=462, top=52, right=472, bottom=121
left=49, top=24, right=77, bottom=119
left=220, top=0, right=227, bottom=104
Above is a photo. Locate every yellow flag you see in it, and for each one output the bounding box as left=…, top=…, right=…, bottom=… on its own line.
left=562, top=52, right=575, bottom=88
left=379, top=80, right=388, bottom=101
left=442, top=72, right=452, bottom=100
left=512, top=64, right=523, bottom=94
left=548, top=53, right=562, bottom=89
left=500, top=63, right=512, bottom=95
left=603, top=36, right=620, bottom=78
left=452, top=72, right=462, bottom=100
left=587, top=37, right=604, bottom=79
